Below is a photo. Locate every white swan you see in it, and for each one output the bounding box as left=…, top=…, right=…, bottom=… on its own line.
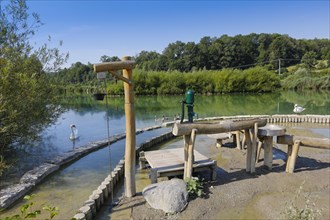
left=70, top=124, right=79, bottom=140
left=293, top=104, right=306, bottom=113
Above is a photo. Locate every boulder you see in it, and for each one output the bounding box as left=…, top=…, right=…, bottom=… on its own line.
left=142, top=178, right=188, bottom=214
left=0, top=183, right=34, bottom=209
left=20, top=163, right=59, bottom=185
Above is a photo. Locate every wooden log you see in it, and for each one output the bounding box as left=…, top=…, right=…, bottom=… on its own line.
left=94, top=60, right=135, bottom=72
left=172, top=118, right=267, bottom=136
left=122, top=56, right=136, bottom=198
left=288, top=140, right=301, bottom=173
left=277, top=135, right=330, bottom=149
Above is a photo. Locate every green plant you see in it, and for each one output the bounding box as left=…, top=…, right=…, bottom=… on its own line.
left=2, top=194, right=59, bottom=220
left=185, top=177, right=205, bottom=198
left=284, top=181, right=322, bottom=220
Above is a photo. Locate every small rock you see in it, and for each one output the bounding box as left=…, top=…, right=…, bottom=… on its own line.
left=142, top=178, right=188, bottom=214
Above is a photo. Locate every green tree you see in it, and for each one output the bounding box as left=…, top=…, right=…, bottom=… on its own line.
left=301, top=51, right=317, bottom=69
left=100, top=55, right=120, bottom=62
left=0, top=0, right=67, bottom=154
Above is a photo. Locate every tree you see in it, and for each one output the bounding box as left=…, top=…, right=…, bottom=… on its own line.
left=301, top=51, right=317, bottom=69
left=269, top=35, right=299, bottom=68
left=0, top=0, right=68, bottom=153
left=100, top=55, right=120, bottom=62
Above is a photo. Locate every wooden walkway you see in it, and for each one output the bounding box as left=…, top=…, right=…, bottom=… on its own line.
left=139, top=148, right=217, bottom=183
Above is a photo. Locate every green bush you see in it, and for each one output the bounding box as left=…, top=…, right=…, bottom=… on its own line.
left=185, top=177, right=205, bottom=198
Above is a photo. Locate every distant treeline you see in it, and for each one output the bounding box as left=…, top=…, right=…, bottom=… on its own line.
left=133, top=33, right=330, bottom=72
left=49, top=33, right=330, bottom=94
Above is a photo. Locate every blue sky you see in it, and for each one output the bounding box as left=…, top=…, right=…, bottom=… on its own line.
left=24, top=0, right=330, bottom=67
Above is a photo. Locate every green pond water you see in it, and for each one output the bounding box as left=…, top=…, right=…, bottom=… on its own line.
left=0, top=91, right=329, bottom=219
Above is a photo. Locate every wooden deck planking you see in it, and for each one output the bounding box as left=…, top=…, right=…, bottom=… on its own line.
left=141, top=148, right=217, bottom=183
left=144, top=148, right=211, bottom=169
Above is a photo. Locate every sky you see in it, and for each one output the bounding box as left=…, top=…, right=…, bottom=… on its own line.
left=21, top=0, right=330, bottom=67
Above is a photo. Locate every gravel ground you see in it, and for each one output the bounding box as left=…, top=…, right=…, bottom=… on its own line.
left=104, top=129, right=330, bottom=220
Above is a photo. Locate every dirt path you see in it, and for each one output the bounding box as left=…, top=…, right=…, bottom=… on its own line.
left=106, top=133, right=329, bottom=220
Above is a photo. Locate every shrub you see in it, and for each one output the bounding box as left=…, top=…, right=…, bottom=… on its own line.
left=185, top=177, right=205, bottom=198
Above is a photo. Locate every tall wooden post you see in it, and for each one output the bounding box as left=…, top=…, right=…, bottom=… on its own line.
left=93, top=56, right=136, bottom=198
left=122, top=56, right=136, bottom=197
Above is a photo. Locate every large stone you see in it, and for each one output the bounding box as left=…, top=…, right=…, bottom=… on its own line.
left=142, top=178, right=188, bottom=214
left=0, top=183, right=34, bottom=209
left=20, top=163, right=59, bottom=185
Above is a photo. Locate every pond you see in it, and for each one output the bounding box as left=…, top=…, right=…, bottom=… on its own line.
left=0, top=90, right=329, bottom=218
left=1, top=90, right=329, bottom=186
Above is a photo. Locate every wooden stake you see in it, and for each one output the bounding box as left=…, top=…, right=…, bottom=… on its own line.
left=122, top=56, right=136, bottom=197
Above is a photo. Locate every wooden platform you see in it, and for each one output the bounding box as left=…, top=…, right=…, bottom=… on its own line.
left=139, top=148, right=217, bottom=183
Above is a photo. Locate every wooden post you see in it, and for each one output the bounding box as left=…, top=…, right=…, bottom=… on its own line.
left=250, top=123, right=258, bottom=173
left=186, top=129, right=197, bottom=179
left=183, top=135, right=190, bottom=178
left=235, top=131, right=241, bottom=149
left=242, top=133, right=246, bottom=149
left=263, top=136, right=273, bottom=170
left=285, top=144, right=293, bottom=172
left=94, top=56, right=137, bottom=197
left=256, top=140, right=263, bottom=162
left=122, top=56, right=136, bottom=197
left=245, top=129, right=252, bottom=173
left=288, top=140, right=301, bottom=173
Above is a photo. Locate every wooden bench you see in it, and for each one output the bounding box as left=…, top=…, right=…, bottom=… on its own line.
left=277, top=135, right=330, bottom=173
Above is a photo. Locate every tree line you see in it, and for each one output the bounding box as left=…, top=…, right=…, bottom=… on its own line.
left=134, top=33, right=329, bottom=72
left=50, top=32, right=330, bottom=95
